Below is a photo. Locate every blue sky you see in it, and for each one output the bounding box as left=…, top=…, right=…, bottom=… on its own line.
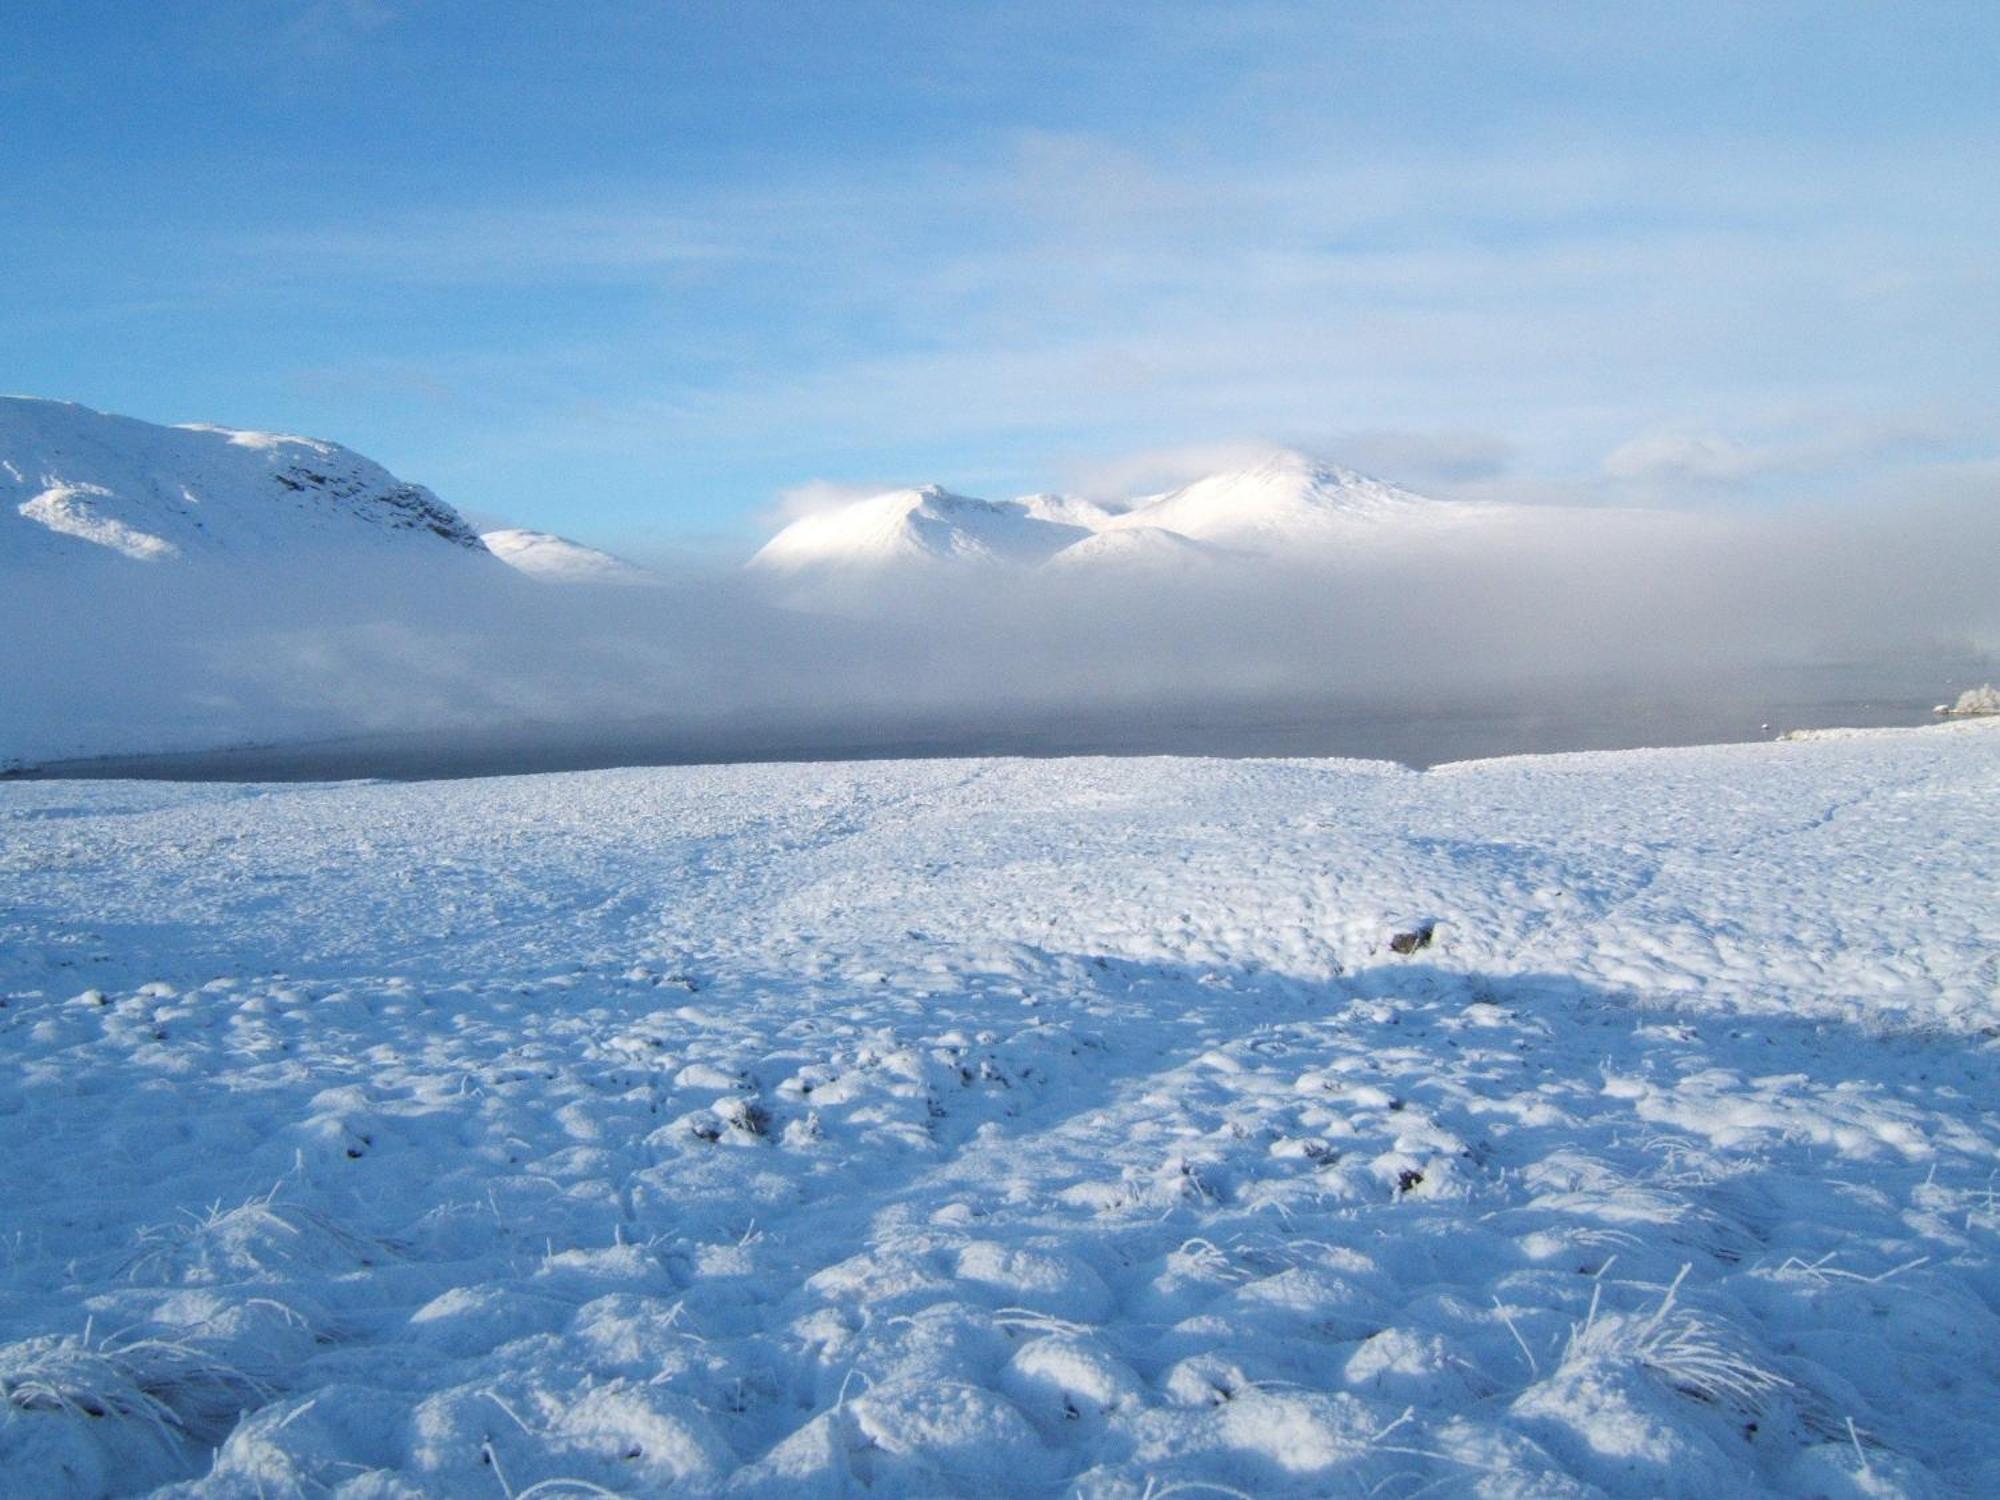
left=3, top=1, right=1996, bottom=559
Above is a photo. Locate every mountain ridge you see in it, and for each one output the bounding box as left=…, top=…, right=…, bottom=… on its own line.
left=0, top=396, right=486, bottom=566
left=747, top=484, right=1093, bottom=574
left=745, top=449, right=1506, bottom=580
left=481, top=527, right=657, bottom=585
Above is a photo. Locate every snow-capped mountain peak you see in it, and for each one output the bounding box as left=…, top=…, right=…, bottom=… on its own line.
left=1105, top=448, right=1446, bottom=547
left=748, top=483, right=1090, bottom=574
left=0, top=396, right=485, bottom=565
left=743, top=451, right=1493, bottom=581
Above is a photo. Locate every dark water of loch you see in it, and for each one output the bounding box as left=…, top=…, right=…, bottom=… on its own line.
left=14, top=675, right=1970, bottom=784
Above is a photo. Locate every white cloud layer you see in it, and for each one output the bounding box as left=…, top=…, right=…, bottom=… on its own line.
left=6, top=486, right=1994, bottom=768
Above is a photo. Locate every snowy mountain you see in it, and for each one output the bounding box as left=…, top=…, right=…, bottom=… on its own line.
left=1044, top=524, right=1225, bottom=571
left=481, top=527, right=657, bottom=585
left=747, top=484, right=1091, bottom=575
left=1017, top=491, right=1133, bottom=530
left=1103, top=449, right=1486, bottom=548
left=745, top=451, right=1514, bottom=582
left=0, top=397, right=525, bottom=766
left=0, top=396, right=485, bottom=565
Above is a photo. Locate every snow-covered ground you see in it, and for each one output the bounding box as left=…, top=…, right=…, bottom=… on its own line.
left=2, top=721, right=1996, bottom=1498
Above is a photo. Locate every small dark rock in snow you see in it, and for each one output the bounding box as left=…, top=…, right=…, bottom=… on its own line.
left=1389, top=921, right=1437, bottom=955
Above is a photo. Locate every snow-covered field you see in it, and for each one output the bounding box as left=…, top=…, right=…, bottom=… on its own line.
left=2, top=722, right=1996, bottom=1498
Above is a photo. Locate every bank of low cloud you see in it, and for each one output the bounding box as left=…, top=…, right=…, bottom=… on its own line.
left=3, top=491, right=1993, bottom=770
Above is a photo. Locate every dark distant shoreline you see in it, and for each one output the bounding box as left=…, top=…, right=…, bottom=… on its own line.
left=8, top=691, right=1944, bottom=784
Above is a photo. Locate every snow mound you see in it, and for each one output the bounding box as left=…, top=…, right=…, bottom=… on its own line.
left=481, top=528, right=658, bottom=585
left=0, top=396, right=484, bottom=566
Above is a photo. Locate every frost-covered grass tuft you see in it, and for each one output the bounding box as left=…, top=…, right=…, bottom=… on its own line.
left=119, top=1188, right=399, bottom=1285
left=0, top=1325, right=272, bottom=1444
left=1558, top=1266, right=1791, bottom=1414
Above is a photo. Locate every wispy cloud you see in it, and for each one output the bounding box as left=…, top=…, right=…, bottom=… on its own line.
left=277, top=0, right=397, bottom=58
left=1601, top=411, right=1985, bottom=497
left=279, top=126, right=1994, bottom=520
left=1604, top=433, right=1771, bottom=486
left=758, top=479, right=895, bottom=529
left=242, top=204, right=730, bottom=285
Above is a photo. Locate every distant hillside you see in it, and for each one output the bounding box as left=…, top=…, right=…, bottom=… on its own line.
left=0, top=396, right=486, bottom=565
left=745, top=450, right=1529, bottom=585
left=482, top=527, right=658, bottom=585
